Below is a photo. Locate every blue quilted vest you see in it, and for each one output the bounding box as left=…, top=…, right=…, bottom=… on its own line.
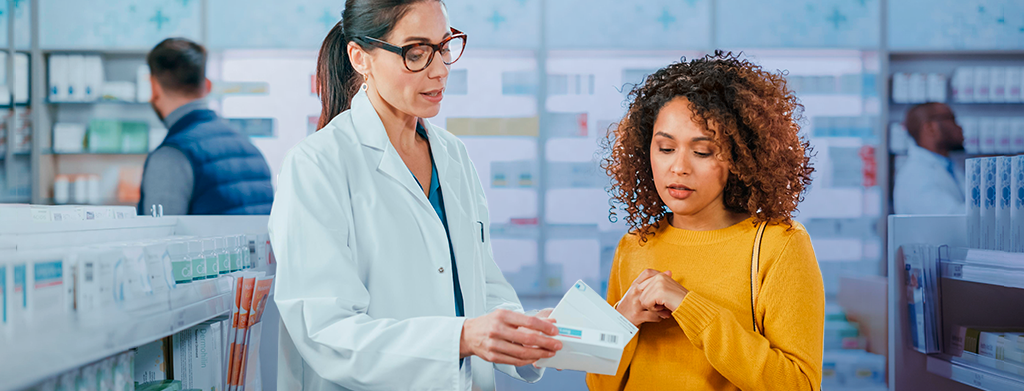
left=142, top=109, right=274, bottom=215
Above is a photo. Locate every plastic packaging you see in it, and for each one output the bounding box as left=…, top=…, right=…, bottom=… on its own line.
left=56, top=369, right=77, bottom=391
left=168, top=241, right=192, bottom=284
left=98, top=357, right=115, bottom=391
left=143, top=241, right=176, bottom=294
left=203, top=238, right=220, bottom=278
left=188, top=240, right=206, bottom=281
left=115, top=351, right=134, bottom=391
left=216, top=237, right=230, bottom=275
left=78, top=363, right=98, bottom=391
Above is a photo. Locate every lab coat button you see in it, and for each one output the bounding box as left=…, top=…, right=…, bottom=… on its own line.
left=439, top=267, right=445, bottom=273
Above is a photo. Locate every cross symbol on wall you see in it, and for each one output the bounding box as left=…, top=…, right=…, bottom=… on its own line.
left=320, top=10, right=336, bottom=29
left=150, top=9, right=169, bottom=31
left=488, top=10, right=506, bottom=30
left=11, top=0, right=23, bottom=9
left=827, top=8, right=847, bottom=29
left=657, top=9, right=676, bottom=30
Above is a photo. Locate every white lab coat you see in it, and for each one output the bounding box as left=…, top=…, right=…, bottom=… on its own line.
left=893, top=143, right=965, bottom=215
left=269, top=89, right=544, bottom=391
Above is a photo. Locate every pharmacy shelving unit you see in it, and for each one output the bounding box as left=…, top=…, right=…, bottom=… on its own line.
left=884, top=51, right=1024, bottom=213
left=34, top=49, right=162, bottom=207
left=0, top=215, right=279, bottom=391
left=0, top=0, right=34, bottom=204
left=888, top=214, right=1024, bottom=391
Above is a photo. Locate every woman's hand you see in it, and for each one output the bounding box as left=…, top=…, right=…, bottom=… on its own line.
left=616, top=269, right=673, bottom=326
left=460, top=309, right=563, bottom=366
left=637, top=270, right=689, bottom=312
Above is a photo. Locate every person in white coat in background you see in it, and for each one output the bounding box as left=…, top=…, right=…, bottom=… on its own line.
left=894, top=102, right=965, bottom=215
left=269, top=1, right=563, bottom=390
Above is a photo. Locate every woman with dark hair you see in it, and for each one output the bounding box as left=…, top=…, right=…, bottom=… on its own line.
left=269, top=1, right=561, bottom=390
left=586, top=52, right=824, bottom=390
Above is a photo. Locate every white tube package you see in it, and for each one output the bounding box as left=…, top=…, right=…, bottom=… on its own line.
left=967, top=158, right=981, bottom=250
left=996, top=157, right=1012, bottom=251
left=982, top=157, right=997, bottom=250
left=1013, top=156, right=1024, bottom=252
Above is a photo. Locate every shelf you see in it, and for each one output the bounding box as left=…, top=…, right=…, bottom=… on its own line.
left=0, top=277, right=235, bottom=391
left=941, top=248, right=1024, bottom=290
left=42, top=48, right=150, bottom=55
left=890, top=50, right=1024, bottom=57
left=0, top=150, right=31, bottom=158
left=47, top=100, right=148, bottom=105
left=927, top=355, right=1024, bottom=391
left=890, top=102, right=1024, bottom=107
left=48, top=151, right=149, bottom=156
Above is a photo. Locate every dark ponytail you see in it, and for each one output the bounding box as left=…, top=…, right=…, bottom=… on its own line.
left=315, top=0, right=441, bottom=130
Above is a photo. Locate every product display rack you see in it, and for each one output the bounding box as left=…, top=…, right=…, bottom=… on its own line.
left=888, top=215, right=1024, bottom=391
left=0, top=214, right=277, bottom=391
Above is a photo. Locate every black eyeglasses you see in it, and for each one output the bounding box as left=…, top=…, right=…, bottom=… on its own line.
left=354, top=27, right=467, bottom=72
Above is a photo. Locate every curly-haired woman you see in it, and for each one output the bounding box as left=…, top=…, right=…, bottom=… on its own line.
left=586, top=52, right=824, bottom=391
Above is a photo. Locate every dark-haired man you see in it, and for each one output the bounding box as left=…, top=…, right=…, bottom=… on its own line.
left=894, top=102, right=965, bottom=214
left=139, top=38, right=273, bottom=215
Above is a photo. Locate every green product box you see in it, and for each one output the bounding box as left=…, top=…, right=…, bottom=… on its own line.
left=191, top=257, right=207, bottom=280
left=219, top=253, right=230, bottom=274
left=120, top=121, right=150, bottom=153
left=206, top=255, right=219, bottom=276
left=87, top=119, right=122, bottom=153
left=171, top=260, right=193, bottom=283
left=230, top=253, right=241, bottom=272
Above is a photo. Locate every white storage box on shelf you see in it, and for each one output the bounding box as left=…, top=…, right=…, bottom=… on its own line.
left=889, top=215, right=1024, bottom=391
left=0, top=205, right=276, bottom=391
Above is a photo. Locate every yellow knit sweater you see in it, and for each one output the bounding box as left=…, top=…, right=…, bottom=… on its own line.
left=586, top=218, right=824, bottom=391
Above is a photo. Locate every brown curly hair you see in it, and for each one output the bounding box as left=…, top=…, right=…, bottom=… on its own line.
left=603, top=51, right=814, bottom=243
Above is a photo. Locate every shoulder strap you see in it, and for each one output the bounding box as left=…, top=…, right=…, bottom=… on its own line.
left=750, top=221, right=768, bottom=336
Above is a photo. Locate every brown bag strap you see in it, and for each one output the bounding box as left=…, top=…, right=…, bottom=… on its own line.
left=750, top=221, right=768, bottom=336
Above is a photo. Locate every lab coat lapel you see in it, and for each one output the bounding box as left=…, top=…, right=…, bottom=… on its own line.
left=425, top=120, right=476, bottom=313
left=351, top=89, right=432, bottom=211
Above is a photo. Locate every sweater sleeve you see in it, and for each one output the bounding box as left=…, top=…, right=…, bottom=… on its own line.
left=673, top=230, right=825, bottom=391
left=585, top=239, right=640, bottom=391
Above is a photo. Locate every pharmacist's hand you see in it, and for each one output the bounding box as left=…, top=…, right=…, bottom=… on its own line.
left=616, top=269, right=673, bottom=326
left=637, top=270, right=689, bottom=313
left=460, top=309, right=563, bottom=366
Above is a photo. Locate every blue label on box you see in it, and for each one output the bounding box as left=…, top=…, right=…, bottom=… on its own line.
left=34, top=261, right=63, bottom=288
left=558, top=327, right=583, bottom=339
left=14, top=265, right=26, bottom=308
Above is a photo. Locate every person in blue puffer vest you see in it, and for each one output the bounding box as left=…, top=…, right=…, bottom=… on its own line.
left=138, top=38, right=274, bottom=216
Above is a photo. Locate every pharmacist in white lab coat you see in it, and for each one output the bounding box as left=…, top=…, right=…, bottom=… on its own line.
left=894, top=103, right=965, bottom=214
left=269, top=2, right=561, bottom=391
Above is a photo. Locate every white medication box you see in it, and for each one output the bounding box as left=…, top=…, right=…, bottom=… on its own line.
left=982, top=158, right=998, bottom=250
left=967, top=158, right=981, bottom=250
left=534, top=280, right=637, bottom=375
left=997, top=157, right=1012, bottom=251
